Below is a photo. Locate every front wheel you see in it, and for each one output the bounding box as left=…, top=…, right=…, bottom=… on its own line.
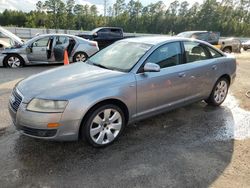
left=223, top=47, right=232, bottom=53
left=73, top=52, right=88, bottom=62
left=82, top=104, right=125, bottom=147
left=206, top=78, right=229, bottom=106
left=4, top=54, right=24, bottom=68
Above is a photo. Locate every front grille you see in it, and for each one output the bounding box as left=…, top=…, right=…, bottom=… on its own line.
left=9, top=88, right=23, bottom=112
left=20, top=126, right=57, bottom=137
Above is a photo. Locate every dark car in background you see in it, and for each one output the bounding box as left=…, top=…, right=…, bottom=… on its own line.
left=177, top=31, right=242, bottom=53
left=78, top=27, right=125, bottom=50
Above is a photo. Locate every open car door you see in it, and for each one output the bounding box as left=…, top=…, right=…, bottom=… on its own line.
left=53, top=36, right=69, bottom=62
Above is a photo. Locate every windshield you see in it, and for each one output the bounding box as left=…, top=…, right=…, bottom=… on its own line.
left=88, top=41, right=152, bottom=72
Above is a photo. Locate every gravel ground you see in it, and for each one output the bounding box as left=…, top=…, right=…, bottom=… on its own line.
left=0, top=54, right=249, bottom=188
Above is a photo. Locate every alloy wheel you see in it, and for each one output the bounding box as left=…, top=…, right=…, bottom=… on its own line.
left=7, top=56, right=21, bottom=68
left=90, top=108, right=122, bottom=145
left=75, top=53, right=86, bottom=62
left=213, top=80, right=228, bottom=104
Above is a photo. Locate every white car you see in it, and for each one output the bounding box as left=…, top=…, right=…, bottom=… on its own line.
left=0, top=27, right=99, bottom=68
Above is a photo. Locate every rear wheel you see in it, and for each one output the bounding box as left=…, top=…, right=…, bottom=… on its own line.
left=81, top=104, right=125, bottom=147
left=206, top=78, right=229, bottom=106
left=4, top=54, right=24, bottom=68
left=73, top=52, right=88, bottom=62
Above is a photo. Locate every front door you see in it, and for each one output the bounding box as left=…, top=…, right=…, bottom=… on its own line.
left=136, top=42, right=192, bottom=118
left=27, top=36, right=51, bottom=62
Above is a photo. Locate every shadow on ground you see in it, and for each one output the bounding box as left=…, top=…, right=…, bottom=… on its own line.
left=0, top=102, right=234, bottom=188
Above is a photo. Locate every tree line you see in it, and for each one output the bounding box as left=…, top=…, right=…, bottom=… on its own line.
left=0, top=0, right=250, bottom=37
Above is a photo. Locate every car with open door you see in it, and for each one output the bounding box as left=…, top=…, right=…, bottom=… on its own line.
left=0, top=29, right=99, bottom=68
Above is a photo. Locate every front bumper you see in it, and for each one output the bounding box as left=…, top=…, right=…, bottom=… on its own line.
left=8, top=102, right=81, bottom=141
left=0, top=53, right=6, bottom=67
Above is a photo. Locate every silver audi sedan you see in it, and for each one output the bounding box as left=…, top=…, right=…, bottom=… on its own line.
left=8, top=37, right=236, bottom=147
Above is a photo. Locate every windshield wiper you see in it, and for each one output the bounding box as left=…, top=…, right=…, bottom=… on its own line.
left=92, top=63, right=111, bottom=70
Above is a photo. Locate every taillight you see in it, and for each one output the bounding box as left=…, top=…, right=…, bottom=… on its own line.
left=89, top=42, right=97, bottom=47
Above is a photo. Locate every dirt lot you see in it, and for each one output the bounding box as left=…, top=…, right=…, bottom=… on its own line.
left=231, top=52, right=250, bottom=110
left=0, top=53, right=249, bottom=187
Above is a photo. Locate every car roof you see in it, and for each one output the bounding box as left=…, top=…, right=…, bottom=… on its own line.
left=35, top=33, right=77, bottom=38
left=28, top=33, right=89, bottom=43
left=178, top=31, right=208, bottom=35
left=121, top=36, right=201, bottom=45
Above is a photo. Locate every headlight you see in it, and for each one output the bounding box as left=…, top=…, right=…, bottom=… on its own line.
left=27, top=99, right=68, bottom=113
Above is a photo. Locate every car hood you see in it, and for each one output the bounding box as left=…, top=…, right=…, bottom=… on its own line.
left=17, top=63, right=128, bottom=102
left=0, top=26, right=24, bottom=46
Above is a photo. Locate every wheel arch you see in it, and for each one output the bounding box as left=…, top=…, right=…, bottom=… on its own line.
left=222, top=46, right=232, bottom=52
left=218, top=74, right=231, bottom=85
left=78, top=98, right=129, bottom=139
left=3, top=53, right=25, bottom=67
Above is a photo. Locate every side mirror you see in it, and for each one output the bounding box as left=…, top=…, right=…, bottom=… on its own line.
left=144, top=63, right=160, bottom=72
left=93, top=32, right=98, bottom=37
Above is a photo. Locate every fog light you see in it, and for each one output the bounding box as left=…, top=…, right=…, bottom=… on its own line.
left=47, top=123, right=60, bottom=128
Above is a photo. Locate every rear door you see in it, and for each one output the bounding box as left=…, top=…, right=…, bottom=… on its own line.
left=53, top=36, right=69, bottom=62
left=182, top=41, right=220, bottom=98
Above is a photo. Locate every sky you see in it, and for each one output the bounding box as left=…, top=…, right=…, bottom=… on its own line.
left=0, top=0, right=201, bottom=14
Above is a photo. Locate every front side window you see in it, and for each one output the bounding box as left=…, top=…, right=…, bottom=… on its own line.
left=88, top=41, right=152, bottom=72
left=184, top=41, right=210, bottom=63
left=145, top=42, right=182, bottom=69
left=33, top=37, right=50, bottom=47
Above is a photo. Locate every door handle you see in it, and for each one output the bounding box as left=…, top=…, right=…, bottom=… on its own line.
left=212, top=65, right=217, bottom=70
left=178, top=72, right=186, bottom=78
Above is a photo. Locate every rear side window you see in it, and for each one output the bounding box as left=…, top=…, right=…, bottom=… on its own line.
left=145, top=42, right=182, bottom=69
left=183, top=41, right=210, bottom=63
left=192, top=33, right=208, bottom=41
left=55, top=36, right=68, bottom=45
left=207, top=47, right=223, bottom=58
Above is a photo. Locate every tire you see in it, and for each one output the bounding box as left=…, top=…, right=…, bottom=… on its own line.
left=81, top=104, right=125, bottom=147
left=73, top=52, right=88, bottom=62
left=4, top=54, right=24, bottom=68
left=205, top=78, right=229, bottom=106
left=223, top=47, right=232, bottom=53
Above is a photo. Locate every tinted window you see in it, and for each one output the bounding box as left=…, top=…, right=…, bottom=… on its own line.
left=192, top=33, right=208, bottom=41
left=184, top=41, right=210, bottom=63
left=98, top=29, right=110, bottom=33
left=207, top=46, right=223, bottom=58
left=33, top=37, right=50, bottom=47
left=145, top=42, right=181, bottom=69
left=55, top=36, right=68, bottom=45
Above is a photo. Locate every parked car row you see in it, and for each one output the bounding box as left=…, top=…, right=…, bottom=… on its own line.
left=9, top=36, right=236, bottom=147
